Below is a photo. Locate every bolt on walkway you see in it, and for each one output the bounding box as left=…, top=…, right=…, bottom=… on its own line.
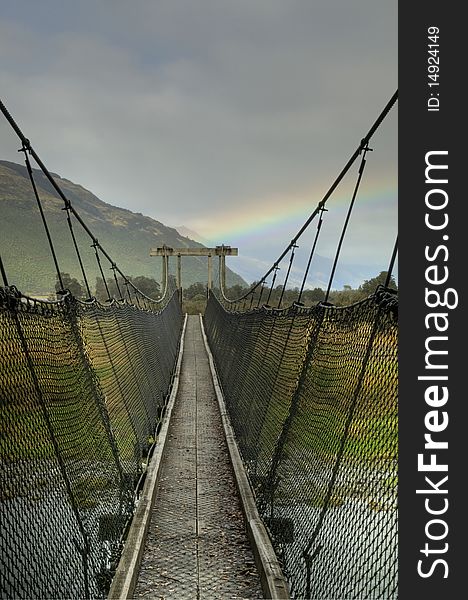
left=133, top=315, right=264, bottom=599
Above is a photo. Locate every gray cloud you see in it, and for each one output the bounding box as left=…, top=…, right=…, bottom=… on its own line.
left=0, top=0, right=397, bottom=283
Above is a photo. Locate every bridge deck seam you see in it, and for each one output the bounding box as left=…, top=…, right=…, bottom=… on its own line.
left=198, top=314, right=290, bottom=600
left=131, top=315, right=264, bottom=599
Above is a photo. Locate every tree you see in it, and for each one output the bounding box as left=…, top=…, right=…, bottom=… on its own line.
left=95, top=276, right=124, bottom=301
left=95, top=274, right=160, bottom=301
left=226, top=284, right=248, bottom=298
left=167, top=274, right=178, bottom=291
left=302, top=287, right=325, bottom=304
left=359, top=271, right=398, bottom=295
left=329, top=287, right=361, bottom=306
left=56, top=272, right=84, bottom=298
left=184, top=282, right=207, bottom=300
left=95, top=276, right=110, bottom=301
left=131, top=276, right=160, bottom=298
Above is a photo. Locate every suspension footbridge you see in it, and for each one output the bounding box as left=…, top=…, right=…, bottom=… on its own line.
left=0, top=93, right=398, bottom=600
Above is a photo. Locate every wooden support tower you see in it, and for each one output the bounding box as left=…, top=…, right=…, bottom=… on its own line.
left=150, top=244, right=238, bottom=293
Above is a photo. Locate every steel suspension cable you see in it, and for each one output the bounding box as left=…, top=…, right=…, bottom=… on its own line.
left=124, top=280, right=132, bottom=303
left=324, top=142, right=372, bottom=302
left=111, top=264, right=124, bottom=300
left=0, top=255, right=9, bottom=287
left=256, top=280, right=267, bottom=308
left=0, top=98, right=163, bottom=305
left=384, top=235, right=398, bottom=289
left=266, top=265, right=279, bottom=306
left=218, top=90, right=398, bottom=305
left=93, top=241, right=111, bottom=301
left=63, top=202, right=92, bottom=299
left=297, top=207, right=327, bottom=305
left=277, top=244, right=298, bottom=308
left=20, top=143, right=64, bottom=291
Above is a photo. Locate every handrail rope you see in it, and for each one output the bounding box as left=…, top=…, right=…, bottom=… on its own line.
left=0, top=97, right=165, bottom=305
left=219, top=89, right=398, bottom=304
left=324, top=142, right=372, bottom=302
left=19, top=143, right=64, bottom=290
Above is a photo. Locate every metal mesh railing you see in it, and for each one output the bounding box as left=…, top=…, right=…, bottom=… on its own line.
left=204, top=287, right=398, bottom=599
left=0, top=286, right=183, bottom=599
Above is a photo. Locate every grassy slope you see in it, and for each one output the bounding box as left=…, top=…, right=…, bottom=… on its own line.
left=0, top=161, right=246, bottom=295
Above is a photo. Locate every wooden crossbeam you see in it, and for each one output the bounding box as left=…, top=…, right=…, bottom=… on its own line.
left=150, top=245, right=238, bottom=256
left=150, top=245, right=238, bottom=292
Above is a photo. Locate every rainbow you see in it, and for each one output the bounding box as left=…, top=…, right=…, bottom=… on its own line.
left=191, top=178, right=396, bottom=246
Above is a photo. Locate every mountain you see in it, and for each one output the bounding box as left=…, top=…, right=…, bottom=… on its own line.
left=0, top=160, right=246, bottom=296
left=174, top=226, right=211, bottom=246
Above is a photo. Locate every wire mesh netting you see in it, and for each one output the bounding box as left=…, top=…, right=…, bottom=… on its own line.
left=204, top=287, right=398, bottom=600
left=0, top=286, right=183, bottom=599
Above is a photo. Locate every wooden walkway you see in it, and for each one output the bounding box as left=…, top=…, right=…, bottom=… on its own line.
left=133, top=315, right=264, bottom=599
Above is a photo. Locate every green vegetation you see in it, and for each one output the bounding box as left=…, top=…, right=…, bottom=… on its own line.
left=71, top=475, right=116, bottom=510
left=0, top=160, right=246, bottom=296
left=184, top=282, right=207, bottom=299
left=182, top=282, right=208, bottom=314
left=55, top=272, right=85, bottom=298
left=55, top=272, right=159, bottom=301
left=179, top=271, right=397, bottom=314
left=93, top=274, right=161, bottom=301
left=183, top=296, right=207, bottom=315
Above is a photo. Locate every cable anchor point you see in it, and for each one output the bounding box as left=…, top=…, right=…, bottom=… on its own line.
left=18, top=139, right=31, bottom=154
left=359, top=138, right=373, bottom=154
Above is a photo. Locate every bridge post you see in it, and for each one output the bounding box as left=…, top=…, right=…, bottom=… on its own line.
left=177, top=253, right=182, bottom=290
left=207, top=254, right=212, bottom=291
left=221, top=254, right=226, bottom=292
left=150, top=245, right=237, bottom=297
left=214, top=253, right=227, bottom=292
left=162, top=251, right=167, bottom=294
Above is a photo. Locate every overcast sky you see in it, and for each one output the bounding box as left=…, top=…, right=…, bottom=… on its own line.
left=0, top=0, right=397, bottom=286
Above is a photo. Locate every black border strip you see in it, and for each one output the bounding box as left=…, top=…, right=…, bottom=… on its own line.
left=399, top=3, right=465, bottom=598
